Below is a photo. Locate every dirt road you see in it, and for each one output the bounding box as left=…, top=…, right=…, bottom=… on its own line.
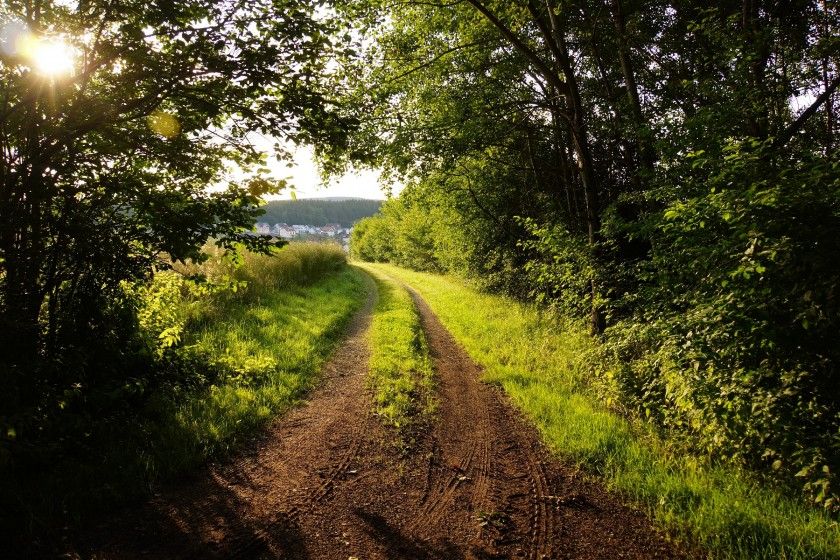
left=72, top=275, right=688, bottom=559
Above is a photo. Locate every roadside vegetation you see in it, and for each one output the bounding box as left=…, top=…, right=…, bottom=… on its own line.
left=1, top=0, right=359, bottom=549
left=2, top=243, right=366, bottom=544
left=371, top=263, right=840, bottom=560
left=360, top=264, right=435, bottom=447
left=144, top=243, right=363, bottom=473
left=339, top=1, right=840, bottom=518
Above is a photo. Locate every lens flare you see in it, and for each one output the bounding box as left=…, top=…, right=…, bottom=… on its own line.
left=25, top=37, right=75, bottom=76
left=147, top=111, right=181, bottom=139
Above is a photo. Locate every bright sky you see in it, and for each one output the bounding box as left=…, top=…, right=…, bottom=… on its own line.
left=270, top=145, right=393, bottom=201
left=239, top=132, right=397, bottom=201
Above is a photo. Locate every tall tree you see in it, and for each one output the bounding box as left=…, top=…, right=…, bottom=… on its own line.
left=0, top=0, right=350, bottom=415
left=336, top=0, right=840, bottom=507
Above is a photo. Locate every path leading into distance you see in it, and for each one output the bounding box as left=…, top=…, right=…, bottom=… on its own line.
left=73, top=272, right=690, bottom=560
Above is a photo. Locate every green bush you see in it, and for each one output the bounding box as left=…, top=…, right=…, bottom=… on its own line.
left=601, top=143, right=840, bottom=509
left=0, top=242, right=361, bottom=544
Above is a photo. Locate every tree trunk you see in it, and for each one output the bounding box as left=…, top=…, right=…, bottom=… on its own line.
left=542, top=1, right=605, bottom=334
left=462, top=0, right=605, bottom=333
left=609, top=0, right=655, bottom=173
left=741, top=0, right=771, bottom=139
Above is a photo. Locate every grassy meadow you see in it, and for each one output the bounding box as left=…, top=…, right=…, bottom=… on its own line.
left=5, top=243, right=367, bottom=539
left=148, top=244, right=367, bottom=476
left=359, top=264, right=435, bottom=446
left=369, top=263, right=840, bottom=560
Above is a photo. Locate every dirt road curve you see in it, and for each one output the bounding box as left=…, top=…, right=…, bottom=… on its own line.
left=71, top=274, right=688, bottom=560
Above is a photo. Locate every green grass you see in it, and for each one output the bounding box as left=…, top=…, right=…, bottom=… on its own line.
left=148, top=264, right=367, bottom=477
left=369, top=263, right=840, bottom=560
left=4, top=244, right=367, bottom=541
left=359, top=264, right=435, bottom=444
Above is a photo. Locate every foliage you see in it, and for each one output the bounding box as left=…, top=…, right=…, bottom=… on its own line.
left=351, top=196, right=448, bottom=273
left=375, top=263, right=840, bottom=560
left=603, top=141, right=840, bottom=509
left=517, top=218, right=596, bottom=318
left=351, top=180, right=535, bottom=296
left=351, top=213, right=394, bottom=263
left=0, top=244, right=363, bottom=550
left=360, top=264, right=434, bottom=445
left=260, top=198, right=383, bottom=227
left=0, top=0, right=353, bottom=440
left=337, top=0, right=840, bottom=509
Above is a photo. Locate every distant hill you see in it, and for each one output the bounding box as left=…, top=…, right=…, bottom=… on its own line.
left=259, top=198, right=383, bottom=228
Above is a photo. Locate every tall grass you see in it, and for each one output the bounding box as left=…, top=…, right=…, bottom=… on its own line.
left=173, top=241, right=347, bottom=296
left=371, top=263, right=840, bottom=560
left=360, top=264, right=435, bottom=445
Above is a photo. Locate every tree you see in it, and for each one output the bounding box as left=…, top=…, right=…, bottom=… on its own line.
left=337, top=0, right=840, bottom=507
left=0, top=0, right=350, bottom=419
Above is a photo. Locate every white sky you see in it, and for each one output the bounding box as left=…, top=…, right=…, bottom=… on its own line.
left=270, top=144, right=392, bottom=200
left=235, top=133, right=397, bottom=200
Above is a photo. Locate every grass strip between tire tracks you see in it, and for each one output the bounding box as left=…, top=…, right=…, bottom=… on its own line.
left=360, top=264, right=435, bottom=446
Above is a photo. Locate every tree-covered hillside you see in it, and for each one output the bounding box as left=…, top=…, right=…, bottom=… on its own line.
left=260, top=198, right=383, bottom=227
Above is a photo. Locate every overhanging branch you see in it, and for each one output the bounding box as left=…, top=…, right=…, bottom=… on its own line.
left=773, top=75, right=840, bottom=149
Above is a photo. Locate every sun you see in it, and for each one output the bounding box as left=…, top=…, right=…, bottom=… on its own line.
left=18, top=34, right=75, bottom=77
left=31, top=39, right=74, bottom=76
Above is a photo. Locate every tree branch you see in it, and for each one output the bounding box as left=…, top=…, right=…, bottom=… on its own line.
left=463, top=0, right=569, bottom=97
left=773, top=74, right=840, bottom=149
left=385, top=40, right=488, bottom=84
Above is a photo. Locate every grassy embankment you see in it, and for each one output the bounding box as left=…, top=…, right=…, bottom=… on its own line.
left=369, top=263, right=840, bottom=560
left=8, top=243, right=367, bottom=538
left=148, top=243, right=368, bottom=475
left=359, top=263, right=435, bottom=446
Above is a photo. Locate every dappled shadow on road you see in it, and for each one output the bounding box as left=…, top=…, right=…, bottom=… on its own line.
left=64, top=272, right=380, bottom=560
left=75, top=467, right=312, bottom=560
left=354, top=509, right=494, bottom=560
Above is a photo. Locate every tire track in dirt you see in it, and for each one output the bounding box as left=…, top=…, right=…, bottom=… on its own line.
left=407, top=291, right=550, bottom=557
left=404, top=291, right=495, bottom=543
left=221, top=426, right=365, bottom=560
left=526, top=454, right=554, bottom=560
left=403, top=289, right=691, bottom=560
left=68, top=272, right=694, bottom=560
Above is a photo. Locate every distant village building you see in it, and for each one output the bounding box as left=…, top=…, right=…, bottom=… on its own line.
left=292, top=224, right=316, bottom=234
left=255, top=221, right=353, bottom=242
left=321, top=223, right=341, bottom=236
left=274, top=223, right=296, bottom=239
